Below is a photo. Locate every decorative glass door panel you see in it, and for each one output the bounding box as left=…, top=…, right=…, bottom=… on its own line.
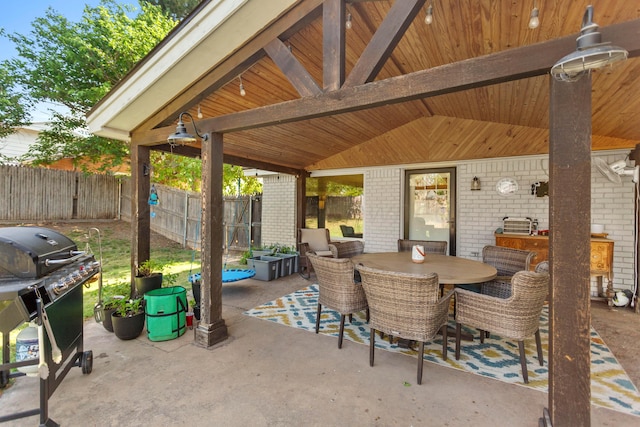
left=404, top=168, right=456, bottom=255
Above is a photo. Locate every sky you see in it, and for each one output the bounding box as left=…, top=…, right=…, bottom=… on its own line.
left=0, top=0, right=104, bottom=121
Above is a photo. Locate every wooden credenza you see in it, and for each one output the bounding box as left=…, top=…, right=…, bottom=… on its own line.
left=495, top=233, right=615, bottom=305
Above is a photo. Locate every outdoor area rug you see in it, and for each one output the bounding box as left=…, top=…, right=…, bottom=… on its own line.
left=244, top=284, right=640, bottom=418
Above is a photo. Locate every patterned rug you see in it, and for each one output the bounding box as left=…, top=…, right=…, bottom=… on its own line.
left=244, top=285, right=640, bottom=418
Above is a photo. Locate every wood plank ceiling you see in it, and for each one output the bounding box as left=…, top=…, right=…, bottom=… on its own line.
left=141, top=0, right=640, bottom=172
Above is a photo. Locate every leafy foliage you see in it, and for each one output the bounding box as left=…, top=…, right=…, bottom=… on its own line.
left=1, top=1, right=176, bottom=171
left=144, top=0, right=201, bottom=20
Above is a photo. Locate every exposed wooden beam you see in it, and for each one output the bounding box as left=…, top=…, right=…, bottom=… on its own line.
left=133, top=0, right=325, bottom=133
left=548, top=74, right=592, bottom=426
left=195, top=132, right=228, bottom=348
left=155, top=144, right=308, bottom=176
left=323, top=0, right=345, bottom=91
left=130, top=143, right=151, bottom=296
left=264, top=38, right=322, bottom=97
left=135, top=18, right=640, bottom=144
left=343, top=0, right=425, bottom=87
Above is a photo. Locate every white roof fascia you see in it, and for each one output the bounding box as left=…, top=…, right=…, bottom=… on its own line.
left=87, top=0, right=298, bottom=141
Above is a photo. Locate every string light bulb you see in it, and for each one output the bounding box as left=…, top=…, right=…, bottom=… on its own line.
left=197, top=104, right=203, bottom=119
left=424, top=2, right=433, bottom=25
left=239, top=76, right=246, bottom=97
left=346, top=12, right=352, bottom=30
left=528, top=2, right=539, bottom=29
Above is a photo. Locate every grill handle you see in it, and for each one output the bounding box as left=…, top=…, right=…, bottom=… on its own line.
left=44, top=251, right=86, bottom=266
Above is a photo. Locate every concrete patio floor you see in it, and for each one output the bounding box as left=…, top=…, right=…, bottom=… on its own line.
left=1, top=272, right=638, bottom=426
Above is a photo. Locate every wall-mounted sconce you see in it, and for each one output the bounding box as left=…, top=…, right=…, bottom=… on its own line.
left=318, top=195, right=326, bottom=210
left=167, top=112, right=208, bottom=147
left=550, top=5, right=627, bottom=82
left=471, top=176, right=481, bottom=191
left=143, top=163, right=150, bottom=177
left=345, top=12, right=353, bottom=30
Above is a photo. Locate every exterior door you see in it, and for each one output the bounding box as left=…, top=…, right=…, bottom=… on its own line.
left=404, top=168, right=456, bottom=255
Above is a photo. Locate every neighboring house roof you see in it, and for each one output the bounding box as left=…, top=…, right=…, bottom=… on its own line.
left=0, top=122, right=51, bottom=162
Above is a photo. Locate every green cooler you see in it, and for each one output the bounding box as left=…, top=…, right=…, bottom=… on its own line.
left=144, top=286, right=187, bottom=341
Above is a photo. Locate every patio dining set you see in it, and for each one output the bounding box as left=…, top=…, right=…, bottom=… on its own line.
left=298, top=228, right=549, bottom=386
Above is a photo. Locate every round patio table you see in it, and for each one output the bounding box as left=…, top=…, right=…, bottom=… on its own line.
left=351, top=252, right=497, bottom=342
left=350, top=252, right=497, bottom=284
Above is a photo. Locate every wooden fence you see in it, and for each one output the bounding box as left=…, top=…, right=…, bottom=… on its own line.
left=116, top=179, right=260, bottom=250
left=0, top=165, right=261, bottom=251
left=0, top=165, right=120, bottom=221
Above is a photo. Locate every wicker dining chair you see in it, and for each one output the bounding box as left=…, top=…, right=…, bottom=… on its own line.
left=479, top=245, right=536, bottom=298
left=330, top=240, right=365, bottom=258
left=307, top=253, right=369, bottom=349
left=355, top=264, right=454, bottom=385
left=454, top=270, right=549, bottom=384
left=397, top=239, right=447, bottom=255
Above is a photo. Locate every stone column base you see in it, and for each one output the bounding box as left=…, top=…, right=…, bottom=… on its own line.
left=194, top=319, right=228, bottom=348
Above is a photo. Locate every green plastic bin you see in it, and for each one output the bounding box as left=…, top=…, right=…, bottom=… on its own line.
left=144, top=286, right=187, bottom=342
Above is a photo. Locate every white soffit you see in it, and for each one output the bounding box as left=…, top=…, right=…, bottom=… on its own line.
left=87, top=0, right=298, bottom=141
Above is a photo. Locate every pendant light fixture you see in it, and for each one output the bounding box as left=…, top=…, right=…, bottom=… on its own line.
left=167, top=112, right=208, bottom=147
left=550, top=5, right=628, bottom=82
left=424, top=1, right=434, bottom=25
left=239, top=75, right=246, bottom=97
left=528, top=1, right=539, bottom=29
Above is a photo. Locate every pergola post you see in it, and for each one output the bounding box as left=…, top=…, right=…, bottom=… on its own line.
left=130, top=142, right=151, bottom=297
left=548, top=74, right=592, bottom=426
left=195, top=131, right=228, bottom=347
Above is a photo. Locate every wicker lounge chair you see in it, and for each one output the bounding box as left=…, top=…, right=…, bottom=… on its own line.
left=355, top=264, right=454, bottom=385
left=298, top=228, right=339, bottom=279
left=454, top=270, right=549, bottom=383
left=397, top=239, right=447, bottom=255
left=307, top=253, right=369, bottom=349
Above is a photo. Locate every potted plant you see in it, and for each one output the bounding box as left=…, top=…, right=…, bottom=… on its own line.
left=134, top=259, right=175, bottom=297
left=101, top=295, right=124, bottom=333
left=111, top=297, right=145, bottom=340
left=98, top=281, right=129, bottom=332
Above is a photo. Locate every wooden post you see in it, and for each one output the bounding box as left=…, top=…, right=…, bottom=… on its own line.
left=548, top=74, right=592, bottom=426
left=296, top=173, right=307, bottom=233
left=195, top=131, right=228, bottom=347
left=130, top=142, right=151, bottom=298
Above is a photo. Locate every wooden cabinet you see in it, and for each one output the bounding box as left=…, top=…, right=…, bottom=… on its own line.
left=495, top=233, right=615, bottom=305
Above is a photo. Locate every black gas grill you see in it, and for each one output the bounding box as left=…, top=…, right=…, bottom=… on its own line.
left=0, top=226, right=98, bottom=426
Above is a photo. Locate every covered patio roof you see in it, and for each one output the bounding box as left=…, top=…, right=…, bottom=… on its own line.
left=86, top=1, right=640, bottom=425
left=88, top=0, right=640, bottom=173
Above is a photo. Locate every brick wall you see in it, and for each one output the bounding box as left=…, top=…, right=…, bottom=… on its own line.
left=261, top=151, right=636, bottom=294
left=261, top=174, right=297, bottom=247
left=458, top=152, right=635, bottom=295
left=363, top=168, right=402, bottom=252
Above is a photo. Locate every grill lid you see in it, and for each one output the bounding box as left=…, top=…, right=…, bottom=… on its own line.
left=0, top=226, right=78, bottom=279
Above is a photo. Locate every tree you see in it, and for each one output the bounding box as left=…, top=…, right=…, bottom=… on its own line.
left=144, top=0, right=201, bottom=21
left=0, top=0, right=176, bottom=171
left=0, top=0, right=262, bottom=194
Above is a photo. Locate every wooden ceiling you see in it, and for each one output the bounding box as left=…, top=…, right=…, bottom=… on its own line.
left=141, top=0, right=640, bottom=173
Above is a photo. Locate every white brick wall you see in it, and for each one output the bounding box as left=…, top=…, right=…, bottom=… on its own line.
left=261, top=152, right=636, bottom=294
left=363, top=168, right=402, bottom=252
left=261, top=174, right=297, bottom=247
left=458, top=153, right=635, bottom=295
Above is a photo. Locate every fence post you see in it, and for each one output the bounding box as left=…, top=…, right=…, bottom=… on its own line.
left=183, top=192, right=189, bottom=248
